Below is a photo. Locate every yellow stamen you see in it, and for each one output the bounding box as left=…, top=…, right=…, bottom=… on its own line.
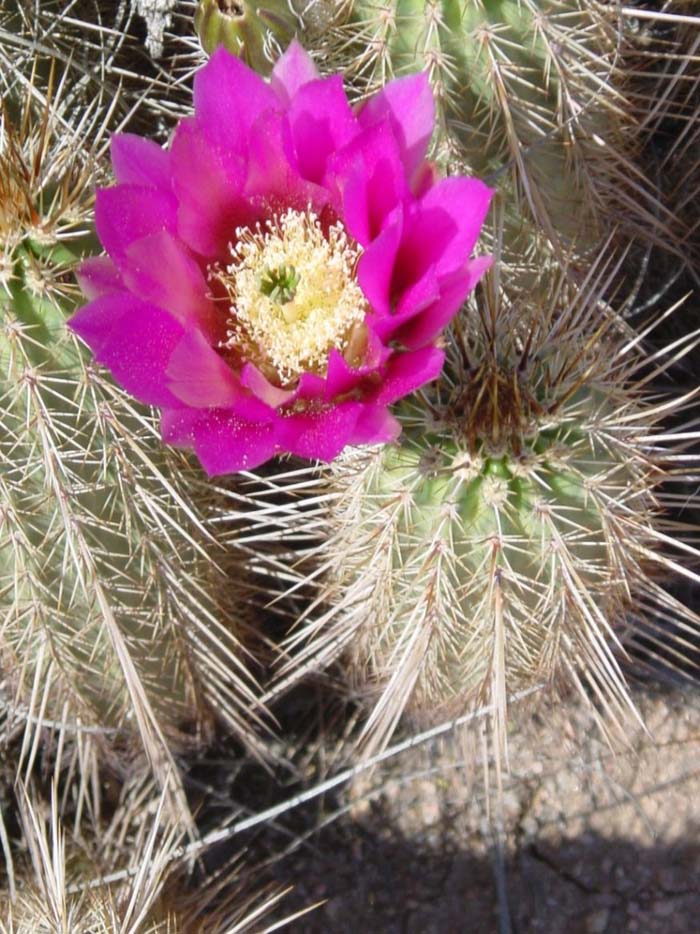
left=218, top=208, right=367, bottom=386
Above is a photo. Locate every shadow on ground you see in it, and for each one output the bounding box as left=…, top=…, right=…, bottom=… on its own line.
left=179, top=676, right=700, bottom=933
left=243, top=684, right=700, bottom=933
left=264, top=817, right=700, bottom=933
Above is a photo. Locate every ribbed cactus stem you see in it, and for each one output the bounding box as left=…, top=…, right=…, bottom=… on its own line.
left=334, top=1, right=657, bottom=259
left=276, top=264, right=700, bottom=754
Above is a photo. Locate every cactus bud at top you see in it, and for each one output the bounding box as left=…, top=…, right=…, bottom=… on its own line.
left=194, top=0, right=297, bottom=70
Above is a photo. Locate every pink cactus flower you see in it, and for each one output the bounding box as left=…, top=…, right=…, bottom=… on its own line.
left=70, top=42, right=492, bottom=474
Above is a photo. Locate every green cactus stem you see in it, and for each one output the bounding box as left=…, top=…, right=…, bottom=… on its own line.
left=329, top=1, right=670, bottom=263
left=274, top=259, right=700, bottom=755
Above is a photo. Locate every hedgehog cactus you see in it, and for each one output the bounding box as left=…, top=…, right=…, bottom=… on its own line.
left=0, top=71, right=266, bottom=801
left=277, top=260, right=700, bottom=754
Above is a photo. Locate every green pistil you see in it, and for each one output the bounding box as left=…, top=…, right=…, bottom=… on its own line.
left=259, top=264, right=300, bottom=305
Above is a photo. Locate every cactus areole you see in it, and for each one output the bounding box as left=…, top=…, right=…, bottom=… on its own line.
left=69, top=41, right=493, bottom=474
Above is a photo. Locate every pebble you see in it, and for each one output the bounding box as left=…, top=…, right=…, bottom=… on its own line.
left=585, top=908, right=610, bottom=933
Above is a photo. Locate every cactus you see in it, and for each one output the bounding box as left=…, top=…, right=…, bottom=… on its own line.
left=0, top=64, right=268, bottom=815
left=274, top=258, right=700, bottom=755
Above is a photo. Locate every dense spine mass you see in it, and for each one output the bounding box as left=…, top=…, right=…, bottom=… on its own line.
left=0, top=770, right=281, bottom=933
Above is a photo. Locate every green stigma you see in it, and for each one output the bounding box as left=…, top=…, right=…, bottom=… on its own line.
left=259, top=263, right=300, bottom=305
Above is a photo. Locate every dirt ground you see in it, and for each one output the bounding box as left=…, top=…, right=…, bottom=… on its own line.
left=262, top=682, right=700, bottom=933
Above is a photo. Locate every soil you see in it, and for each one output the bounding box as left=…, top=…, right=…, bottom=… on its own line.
left=263, top=684, right=700, bottom=933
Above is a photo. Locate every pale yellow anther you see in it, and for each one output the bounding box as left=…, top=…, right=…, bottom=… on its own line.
left=219, top=209, right=367, bottom=386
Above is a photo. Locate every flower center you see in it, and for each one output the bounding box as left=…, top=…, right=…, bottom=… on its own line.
left=218, top=209, right=367, bottom=387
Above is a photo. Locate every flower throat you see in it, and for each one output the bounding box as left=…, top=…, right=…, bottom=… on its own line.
left=215, top=209, right=367, bottom=387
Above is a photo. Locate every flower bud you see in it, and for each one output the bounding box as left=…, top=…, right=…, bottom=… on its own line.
left=194, top=0, right=296, bottom=73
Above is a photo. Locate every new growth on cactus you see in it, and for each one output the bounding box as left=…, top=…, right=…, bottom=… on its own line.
left=276, top=254, right=700, bottom=756
left=194, top=0, right=342, bottom=71
left=195, top=0, right=297, bottom=69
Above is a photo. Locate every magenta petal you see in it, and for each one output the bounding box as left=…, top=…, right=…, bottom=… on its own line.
left=160, top=408, right=202, bottom=448
left=167, top=335, right=277, bottom=417
left=76, top=256, right=123, bottom=300
left=193, top=411, right=279, bottom=475
left=288, top=76, right=359, bottom=184
left=166, top=330, right=242, bottom=408
left=327, top=121, right=410, bottom=245
left=244, top=110, right=325, bottom=211
left=417, top=177, right=494, bottom=276
left=111, top=133, right=170, bottom=188
left=270, top=40, right=319, bottom=104
left=70, top=294, right=184, bottom=406
left=119, top=230, right=220, bottom=339
left=331, top=162, right=371, bottom=246
left=394, top=265, right=440, bottom=321
left=163, top=406, right=281, bottom=473
left=392, top=204, right=456, bottom=295
left=396, top=256, right=493, bottom=349
left=325, top=349, right=366, bottom=398
left=240, top=363, right=295, bottom=408
left=95, top=185, right=177, bottom=261
left=363, top=325, right=392, bottom=369
left=245, top=110, right=294, bottom=199
left=194, top=47, right=279, bottom=151
left=359, top=73, right=434, bottom=178
left=389, top=178, right=492, bottom=295
left=69, top=293, right=126, bottom=355
left=171, top=119, right=252, bottom=258
left=374, top=346, right=445, bottom=405
left=412, top=161, right=439, bottom=198
left=357, top=210, right=403, bottom=318
left=279, top=403, right=363, bottom=462
left=349, top=406, right=401, bottom=445
left=161, top=407, right=199, bottom=447
left=371, top=264, right=440, bottom=344
left=294, top=370, right=328, bottom=402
